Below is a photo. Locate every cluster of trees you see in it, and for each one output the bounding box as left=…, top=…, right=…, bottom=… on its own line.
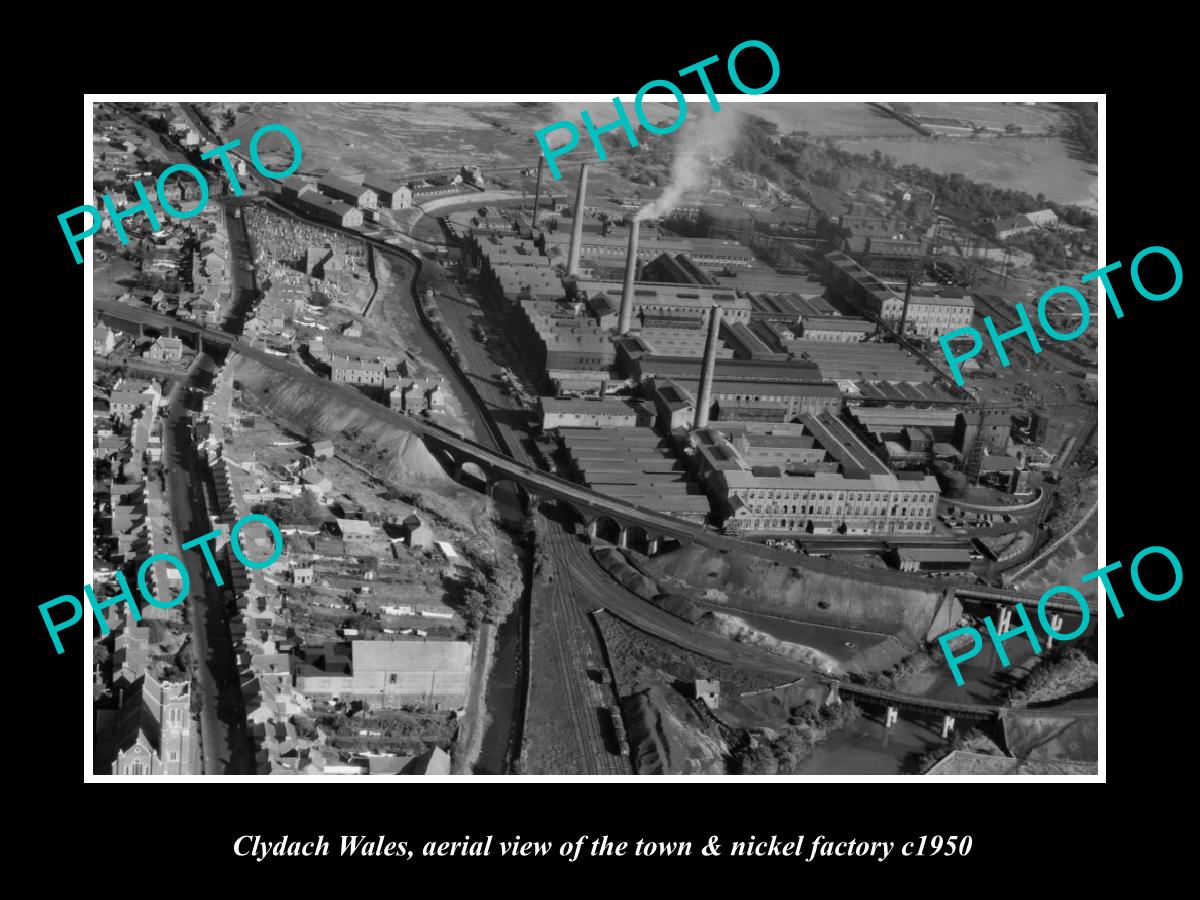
left=731, top=114, right=1097, bottom=236
left=1059, top=102, right=1099, bottom=163
left=456, top=553, right=522, bottom=633
left=730, top=119, right=892, bottom=196
left=859, top=645, right=938, bottom=690
left=1006, top=646, right=1097, bottom=707
left=1008, top=230, right=1071, bottom=270
left=728, top=701, right=860, bottom=774
left=254, top=492, right=326, bottom=527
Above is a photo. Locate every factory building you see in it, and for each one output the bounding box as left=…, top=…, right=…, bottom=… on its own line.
left=639, top=252, right=719, bottom=285
left=690, top=414, right=940, bottom=536
left=849, top=380, right=961, bottom=404
left=543, top=230, right=691, bottom=264
left=557, top=427, right=711, bottom=526
left=294, top=640, right=471, bottom=709
left=821, top=252, right=905, bottom=321
left=747, top=290, right=837, bottom=324
left=861, top=237, right=927, bottom=278
left=362, top=175, right=413, bottom=209
left=897, top=286, right=976, bottom=339
left=577, top=281, right=752, bottom=327
left=798, top=315, right=875, bottom=342
left=318, top=176, right=378, bottom=209
left=956, top=408, right=1012, bottom=455
left=647, top=375, right=842, bottom=426
left=540, top=396, right=654, bottom=430
left=488, top=263, right=562, bottom=302
left=845, top=406, right=963, bottom=467
left=279, top=175, right=317, bottom=203
left=720, top=320, right=790, bottom=362
left=613, top=331, right=735, bottom=372
left=714, top=270, right=830, bottom=297
left=783, top=339, right=936, bottom=383
left=513, top=300, right=615, bottom=391
left=542, top=232, right=756, bottom=270
left=294, top=191, right=364, bottom=228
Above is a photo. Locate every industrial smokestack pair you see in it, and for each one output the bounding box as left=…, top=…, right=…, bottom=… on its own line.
left=694, top=304, right=722, bottom=430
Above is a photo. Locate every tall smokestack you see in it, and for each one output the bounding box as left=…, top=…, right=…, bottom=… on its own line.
left=898, top=273, right=913, bottom=338
left=567, top=163, right=588, bottom=276
left=694, top=304, right=722, bottom=430
left=618, top=218, right=640, bottom=334
left=531, top=156, right=543, bottom=230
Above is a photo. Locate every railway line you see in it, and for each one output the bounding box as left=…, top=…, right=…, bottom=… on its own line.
left=100, top=196, right=1025, bottom=769
left=406, top=264, right=630, bottom=774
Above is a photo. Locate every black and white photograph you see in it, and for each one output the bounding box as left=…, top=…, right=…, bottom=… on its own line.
left=77, top=95, right=1109, bottom=780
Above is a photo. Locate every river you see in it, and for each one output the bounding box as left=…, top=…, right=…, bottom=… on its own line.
left=472, top=483, right=529, bottom=774
left=797, top=619, right=1094, bottom=774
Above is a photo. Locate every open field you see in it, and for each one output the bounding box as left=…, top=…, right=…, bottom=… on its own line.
left=904, top=102, right=1066, bottom=132
left=747, top=102, right=913, bottom=137
left=217, top=101, right=678, bottom=182
left=836, top=135, right=1097, bottom=209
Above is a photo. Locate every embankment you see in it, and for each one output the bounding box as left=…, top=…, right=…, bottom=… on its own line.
left=648, top=546, right=943, bottom=644
left=702, top=614, right=843, bottom=675
left=228, top=352, right=489, bottom=533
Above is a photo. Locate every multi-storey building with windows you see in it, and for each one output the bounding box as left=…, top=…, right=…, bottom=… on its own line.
left=690, top=412, right=939, bottom=536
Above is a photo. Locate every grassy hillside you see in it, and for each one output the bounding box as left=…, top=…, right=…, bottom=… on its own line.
left=229, top=353, right=491, bottom=534
left=646, top=545, right=941, bottom=639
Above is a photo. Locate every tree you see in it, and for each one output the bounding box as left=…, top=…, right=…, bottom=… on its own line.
left=461, top=588, right=488, bottom=631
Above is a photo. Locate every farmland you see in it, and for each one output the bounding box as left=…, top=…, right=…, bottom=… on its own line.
left=835, top=135, right=1097, bottom=209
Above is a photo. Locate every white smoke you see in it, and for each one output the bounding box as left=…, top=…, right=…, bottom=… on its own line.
left=635, top=105, right=745, bottom=221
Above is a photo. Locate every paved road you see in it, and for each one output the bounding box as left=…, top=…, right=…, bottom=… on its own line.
left=161, top=388, right=255, bottom=773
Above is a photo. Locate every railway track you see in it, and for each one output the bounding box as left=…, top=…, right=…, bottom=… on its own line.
left=415, top=270, right=630, bottom=774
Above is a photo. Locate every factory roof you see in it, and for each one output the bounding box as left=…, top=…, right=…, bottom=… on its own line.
left=784, top=340, right=933, bottom=382
left=362, top=174, right=408, bottom=195
left=850, top=407, right=961, bottom=428
left=748, top=291, right=835, bottom=317
left=541, top=396, right=649, bottom=417
left=895, top=547, right=973, bottom=563
left=298, top=192, right=355, bottom=215
left=637, top=355, right=824, bottom=384
left=351, top=640, right=471, bottom=673
left=320, top=175, right=372, bottom=197
left=801, top=315, right=875, bottom=332
left=905, top=286, right=977, bottom=308
left=576, top=280, right=748, bottom=311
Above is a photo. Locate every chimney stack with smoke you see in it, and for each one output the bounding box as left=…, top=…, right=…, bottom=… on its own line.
left=567, top=163, right=588, bottom=276
left=618, top=218, right=640, bottom=334
left=531, top=156, right=544, bottom=230
left=694, top=304, right=722, bottom=430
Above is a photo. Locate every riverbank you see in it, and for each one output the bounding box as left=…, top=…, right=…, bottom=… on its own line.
left=454, top=622, right=496, bottom=774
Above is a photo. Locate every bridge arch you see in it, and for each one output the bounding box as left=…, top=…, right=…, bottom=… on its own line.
left=487, top=476, right=530, bottom=517
left=458, top=460, right=489, bottom=490
left=621, top=523, right=652, bottom=555
left=588, top=515, right=623, bottom=544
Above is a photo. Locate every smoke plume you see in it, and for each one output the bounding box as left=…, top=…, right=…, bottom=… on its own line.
left=635, top=105, right=745, bottom=221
